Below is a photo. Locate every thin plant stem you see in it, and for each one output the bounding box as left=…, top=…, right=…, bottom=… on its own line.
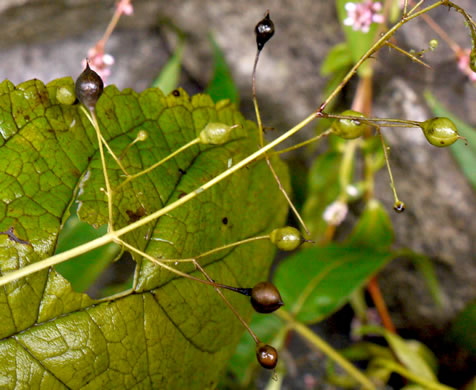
left=193, top=261, right=260, bottom=344
left=377, top=128, right=401, bottom=204
left=156, top=235, right=270, bottom=263
left=118, top=137, right=200, bottom=189
left=252, top=48, right=311, bottom=235
left=372, top=358, right=455, bottom=390
left=270, top=129, right=332, bottom=156
left=276, top=310, right=376, bottom=390
left=407, top=0, right=425, bottom=17
left=80, top=106, right=129, bottom=176
left=96, top=0, right=131, bottom=52
left=367, top=276, right=396, bottom=333
left=385, top=41, right=431, bottom=68
left=81, top=106, right=115, bottom=231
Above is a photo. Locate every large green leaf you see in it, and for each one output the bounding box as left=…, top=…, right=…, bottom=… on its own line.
left=0, top=77, right=288, bottom=388
left=274, top=244, right=394, bottom=323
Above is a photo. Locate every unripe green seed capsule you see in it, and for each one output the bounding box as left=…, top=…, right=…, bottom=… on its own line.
left=136, top=130, right=148, bottom=141
left=56, top=85, right=76, bottom=105
left=332, top=110, right=367, bottom=139
left=256, top=343, right=278, bottom=369
left=421, top=117, right=461, bottom=147
left=75, top=63, right=104, bottom=111
left=270, top=226, right=302, bottom=251
left=250, top=282, right=284, bottom=314
left=199, top=122, right=236, bottom=145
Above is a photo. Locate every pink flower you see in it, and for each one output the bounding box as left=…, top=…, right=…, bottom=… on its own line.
left=82, top=48, right=115, bottom=83
left=323, top=200, right=348, bottom=226
left=457, top=49, right=476, bottom=82
left=117, top=0, right=134, bottom=16
left=343, top=0, right=385, bottom=33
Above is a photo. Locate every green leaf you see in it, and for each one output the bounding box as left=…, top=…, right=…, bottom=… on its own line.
left=347, top=199, right=394, bottom=249
left=320, top=42, right=354, bottom=76
left=273, top=244, right=394, bottom=323
left=205, top=34, right=239, bottom=104
left=0, top=77, right=288, bottom=387
left=424, top=91, right=476, bottom=190
left=336, top=0, right=380, bottom=77
left=54, top=208, right=121, bottom=293
left=357, top=326, right=437, bottom=381
left=151, top=38, right=185, bottom=94
left=302, top=145, right=349, bottom=240
left=449, top=301, right=476, bottom=356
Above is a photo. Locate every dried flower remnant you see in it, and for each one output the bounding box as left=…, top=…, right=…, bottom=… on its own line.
left=343, top=0, right=385, bottom=33
left=457, top=48, right=476, bottom=82
left=323, top=200, right=348, bottom=226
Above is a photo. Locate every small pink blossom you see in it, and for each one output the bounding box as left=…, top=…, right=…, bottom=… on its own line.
left=457, top=49, right=476, bottom=82
left=82, top=47, right=115, bottom=83
left=343, top=0, right=385, bottom=33
left=117, top=0, right=134, bottom=16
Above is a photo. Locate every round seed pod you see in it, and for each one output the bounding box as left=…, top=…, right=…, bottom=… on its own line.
left=256, top=343, right=278, bottom=369
left=270, top=226, right=302, bottom=251
left=250, top=282, right=284, bottom=313
left=56, top=85, right=76, bottom=105
left=420, top=117, right=461, bottom=147
left=199, top=122, right=235, bottom=145
left=332, top=110, right=367, bottom=139
left=393, top=201, right=406, bottom=213
left=255, top=11, right=275, bottom=51
left=75, top=62, right=104, bottom=111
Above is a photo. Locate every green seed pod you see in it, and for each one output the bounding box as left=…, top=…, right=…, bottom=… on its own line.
left=470, top=48, right=476, bottom=73
left=250, top=282, right=284, bottom=314
left=332, top=110, right=367, bottom=139
left=199, top=122, right=236, bottom=145
left=393, top=200, right=405, bottom=213
left=429, top=39, right=438, bottom=51
left=270, top=226, right=302, bottom=251
left=421, top=117, right=462, bottom=147
left=56, top=85, right=76, bottom=105
left=136, top=130, right=148, bottom=142
left=255, top=11, right=275, bottom=51
left=75, top=62, right=104, bottom=111
left=256, top=343, right=278, bottom=369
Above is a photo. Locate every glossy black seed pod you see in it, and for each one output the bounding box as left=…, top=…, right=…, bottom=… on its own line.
left=251, top=281, right=284, bottom=313
left=75, top=62, right=104, bottom=111
left=255, top=11, right=275, bottom=51
left=256, top=343, right=278, bottom=369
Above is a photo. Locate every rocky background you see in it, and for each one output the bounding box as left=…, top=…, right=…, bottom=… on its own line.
left=1, top=0, right=475, bottom=388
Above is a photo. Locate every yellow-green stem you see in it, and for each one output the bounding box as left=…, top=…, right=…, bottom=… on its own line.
left=118, top=137, right=200, bottom=189
left=276, top=310, right=376, bottom=390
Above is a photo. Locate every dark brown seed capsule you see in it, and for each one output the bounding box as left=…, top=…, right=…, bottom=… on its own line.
left=393, top=201, right=406, bottom=213
left=256, top=343, right=278, bottom=369
left=255, top=11, right=275, bottom=51
left=251, top=281, right=284, bottom=313
left=75, top=62, right=104, bottom=111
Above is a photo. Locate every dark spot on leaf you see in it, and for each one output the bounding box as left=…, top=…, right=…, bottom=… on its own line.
left=440, top=141, right=444, bottom=144
left=0, top=227, right=31, bottom=246
left=71, top=168, right=81, bottom=178
left=222, top=217, right=228, bottom=225
left=25, top=115, right=30, bottom=121
left=126, top=207, right=146, bottom=222
left=178, top=192, right=187, bottom=199
left=178, top=168, right=186, bottom=175
left=172, top=89, right=180, bottom=97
